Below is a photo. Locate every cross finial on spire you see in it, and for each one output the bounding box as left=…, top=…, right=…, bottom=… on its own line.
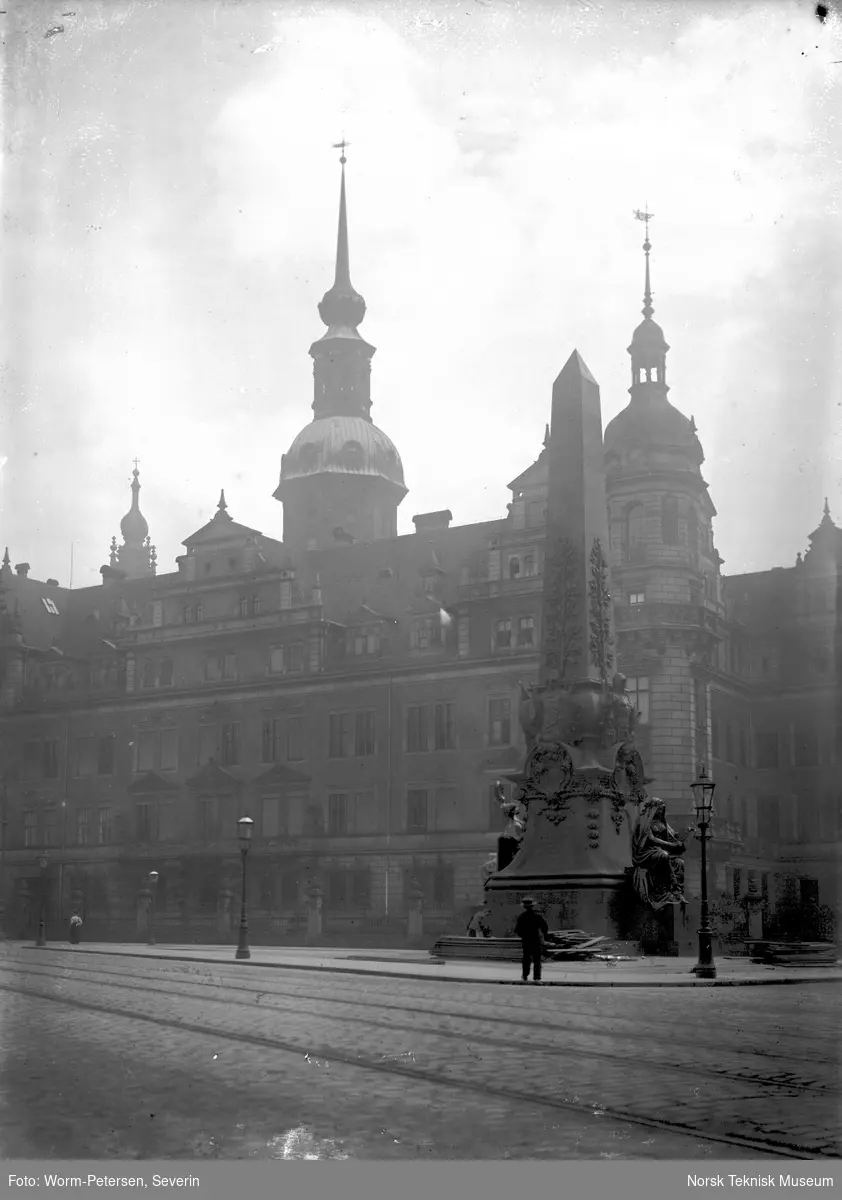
left=333, top=137, right=350, bottom=165
left=133, top=457, right=140, bottom=472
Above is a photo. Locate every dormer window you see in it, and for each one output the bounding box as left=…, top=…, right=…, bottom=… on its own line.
left=299, top=444, right=318, bottom=471
left=411, top=616, right=442, bottom=650
left=341, top=440, right=364, bottom=471
left=348, top=627, right=380, bottom=656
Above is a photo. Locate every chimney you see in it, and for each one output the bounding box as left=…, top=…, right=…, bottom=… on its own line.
left=46, top=578, right=59, bottom=586
left=412, top=510, right=453, bottom=534
left=15, top=563, right=30, bottom=578
left=100, top=565, right=128, bottom=584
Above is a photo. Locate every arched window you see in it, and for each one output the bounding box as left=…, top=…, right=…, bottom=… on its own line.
left=508, top=556, right=521, bottom=579
left=661, top=495, right=679, bottom=545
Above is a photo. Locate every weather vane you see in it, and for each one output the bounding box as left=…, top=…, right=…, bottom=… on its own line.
left=333, top=138, right=350, bottom=164
left=633, top=207, right=653, bottom=240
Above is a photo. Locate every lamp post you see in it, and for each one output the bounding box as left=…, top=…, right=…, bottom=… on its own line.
left=690, top=765, right=717, bottom=979
left=148, top=871, right=159, bottom=946
left=36, top=851, right=49, bottom=947
left=235, top=816, right=253, bottom=961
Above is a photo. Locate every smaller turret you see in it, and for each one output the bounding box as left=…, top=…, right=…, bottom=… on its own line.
left=109, top=463, right=155, bottom=578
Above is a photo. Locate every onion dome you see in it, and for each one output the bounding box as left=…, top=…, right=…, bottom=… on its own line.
left=120, top=467, right=149, bottom=545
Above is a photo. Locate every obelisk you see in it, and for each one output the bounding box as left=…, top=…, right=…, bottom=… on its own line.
left=486, top=351, right=645, bottom=938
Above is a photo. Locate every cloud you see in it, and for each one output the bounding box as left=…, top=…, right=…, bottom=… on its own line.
left=3, top=0, right=840, bottom=582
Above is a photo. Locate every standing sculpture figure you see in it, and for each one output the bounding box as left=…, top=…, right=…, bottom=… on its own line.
left=495, top=781, right=525, bottom=871
left=518, top=682, right=544, bottom=754
left=631, top=798, right=687, bottom=909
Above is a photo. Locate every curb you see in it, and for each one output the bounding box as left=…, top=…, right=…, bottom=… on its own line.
left=17, top=943, right=842, bottom=987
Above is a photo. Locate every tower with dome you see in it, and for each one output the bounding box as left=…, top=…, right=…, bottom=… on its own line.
left=603, top=213, right=726, bottom=838
left=274, top=150, right=407, bottom=552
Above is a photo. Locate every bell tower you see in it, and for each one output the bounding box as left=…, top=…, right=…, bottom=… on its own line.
left=274, top=145, right=407, bottom=552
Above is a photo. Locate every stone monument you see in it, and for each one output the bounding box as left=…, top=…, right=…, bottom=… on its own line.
left=485, top=351, right=656, bottom=940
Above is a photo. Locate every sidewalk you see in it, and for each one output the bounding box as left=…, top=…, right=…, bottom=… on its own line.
left=12, top=939, right=842, bottom=986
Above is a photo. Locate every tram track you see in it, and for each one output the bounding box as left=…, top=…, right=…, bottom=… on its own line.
left=1, top=952, right=834, bottom=1078
left=0, top=956, right=835, bottom=1159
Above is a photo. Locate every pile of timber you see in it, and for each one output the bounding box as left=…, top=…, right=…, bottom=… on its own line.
left=543, top=930, right=610, bottom=960
left=748, top=940, right=838, bottom=967
left=430, top=930, right=613, bottom=963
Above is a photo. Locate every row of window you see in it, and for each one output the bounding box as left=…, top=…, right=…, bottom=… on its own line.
left=712, top=724, right=835, bottom=770
left=142, top=614, right=538, bottom=683
left=18, top=698, right=520, bottom=779
left=612, top=499, right=713, bottom=556
left=22, top=782, right=514, bottom=848
left=20, top=682, right=659, bottom=782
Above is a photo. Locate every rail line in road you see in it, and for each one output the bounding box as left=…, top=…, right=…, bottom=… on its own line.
left=0, top=953, right=836, bottom=1096
left=0, top=950, right=837, bottom=1160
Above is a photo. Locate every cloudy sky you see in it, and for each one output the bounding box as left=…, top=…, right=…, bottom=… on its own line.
left=2, top=0, right=840, bottom=587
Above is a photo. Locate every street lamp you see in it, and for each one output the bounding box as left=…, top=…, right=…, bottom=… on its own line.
left=148, top=871, right=159, bottom=946
left=690, top=765, right=717, bottom=980
left=36, top=851, right=49, bottom=948
left=235, top=816, right=253, bottom=961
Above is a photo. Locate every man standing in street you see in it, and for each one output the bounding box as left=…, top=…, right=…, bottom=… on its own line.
left=514, top=896, right=548, bottom=983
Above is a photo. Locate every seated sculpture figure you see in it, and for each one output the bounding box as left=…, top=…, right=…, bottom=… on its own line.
left=631, top=797, right=687, bottom=910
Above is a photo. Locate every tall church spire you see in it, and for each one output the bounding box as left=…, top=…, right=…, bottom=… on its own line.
left=317, top=142, right=367, bottom=332
left=308, top=145, right=375, bottom=421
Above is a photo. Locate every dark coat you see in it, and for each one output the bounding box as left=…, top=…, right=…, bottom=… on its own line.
left=514, top=909, right=548, bottom=946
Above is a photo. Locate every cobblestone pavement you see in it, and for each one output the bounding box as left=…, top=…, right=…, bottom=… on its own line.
left=0, top=945, right=838, bottom=1161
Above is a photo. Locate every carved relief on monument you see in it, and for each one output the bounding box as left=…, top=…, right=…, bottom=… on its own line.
left=540, top=535, right=582, bottom=684
left=588, top=538, right=615, bottom=681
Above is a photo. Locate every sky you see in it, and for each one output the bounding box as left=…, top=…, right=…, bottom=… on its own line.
left=2, top=0, right=840, bottom=588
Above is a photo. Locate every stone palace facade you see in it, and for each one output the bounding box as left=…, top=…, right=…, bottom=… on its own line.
left=1, top=164, right=838, bottom=946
